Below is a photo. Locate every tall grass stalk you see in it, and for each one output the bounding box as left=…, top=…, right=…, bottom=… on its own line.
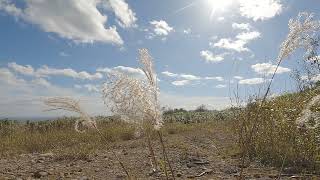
left=238, top=12, right=320, bottom=178
left=102, top=48, right=175, bottom=179
left=44, top=97, right=131, bottom=179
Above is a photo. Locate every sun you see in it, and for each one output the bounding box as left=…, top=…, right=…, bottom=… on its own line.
left=207, top=0, right=235, bottom=18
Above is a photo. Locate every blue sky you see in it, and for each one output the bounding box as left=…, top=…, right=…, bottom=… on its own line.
left=0, top=0, right=319, bottom=118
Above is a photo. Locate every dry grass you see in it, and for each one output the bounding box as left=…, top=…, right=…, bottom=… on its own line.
left=0, top=118, right=135, bottom=158
left=233, top=85, right=320, bottom=173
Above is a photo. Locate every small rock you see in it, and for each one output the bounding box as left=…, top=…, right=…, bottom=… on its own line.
left=193, top=160, right=209, bottom=165
left=148, top=169, right=156, bottom=176
left=79, top=176, right=89, bottom=180
left=176, top=172, right=182, bottom=177
left=223, top=167, right=237, bottom=174
left=33, top=171, right=48, bottom=178
left=116, top=174, right=126, bottom=179
left=253, top=174, right=261, bottom=178
left=187, top=163, right=196, bottom=168
left=268, top=174, right=278, bottom=178
left=40, top=152, right=54, bottom=157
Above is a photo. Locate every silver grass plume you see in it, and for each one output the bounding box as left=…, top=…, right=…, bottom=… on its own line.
left=278, top=12, right=320, bottom=62
left=102, top=49, right=163, bottom=131
left=296, top=94, right=320, bottom=129
left=44, top=97, right=97, bottom=132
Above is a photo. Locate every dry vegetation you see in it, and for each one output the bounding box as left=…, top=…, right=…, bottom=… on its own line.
left=0, top=12, right=320, bottom=179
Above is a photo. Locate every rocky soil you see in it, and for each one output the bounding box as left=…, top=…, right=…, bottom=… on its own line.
left=0, top=126, right=319, bottom=179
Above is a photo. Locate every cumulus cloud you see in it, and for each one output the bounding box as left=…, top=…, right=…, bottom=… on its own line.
left=8, top=62, right=34, bottom=76
left=251, top=63, right=291, bottom=75
left=236, top=31, right=261, bottom=41
left=108, top=0, right=137, bottom=28
left=150, top=20, right=173, bottom=36
left=213, top=38, right=249, bottom=52
left=0, top=67, right=26, bottom=86
left=0, top=0, right=22, bottom=17
left=213, top=31, right=261, bottom=52
left=97, top=66, right=144, bottom=78
left=0, top=0, right=124, bottom=44
left=200, top=50, right=226, bottom=63
left=239, top=78, right=268, bottom=85
left=232, top=23, right=251, bottom=31
left=238, top=0, right=283, bottom=21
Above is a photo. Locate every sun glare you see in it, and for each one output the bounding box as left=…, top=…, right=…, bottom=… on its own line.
left=207, top=0, right=234, bottom=18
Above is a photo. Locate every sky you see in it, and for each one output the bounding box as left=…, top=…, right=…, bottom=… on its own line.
left=0, top=0, right=319, bottom=118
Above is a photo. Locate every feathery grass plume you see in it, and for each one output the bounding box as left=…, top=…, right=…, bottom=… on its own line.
left=44, top=97, right=131, bottom=178
left=44, top=97, right=97, bottom=132
left=102, top=49, right=175, bottom=179
left=262, top=12, right=320, bottom=101
left=296, top=94, right=320, bottom=129
left=102, top=48, right=163, bottom=132
left=238, top=13, right=320, bottom=178
left=278, top=12, right=320, bottom=62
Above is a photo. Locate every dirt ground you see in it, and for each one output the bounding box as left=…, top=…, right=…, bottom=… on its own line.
left=0, top=124, right=319, bottom=180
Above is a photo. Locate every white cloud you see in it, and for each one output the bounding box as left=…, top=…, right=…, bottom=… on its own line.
left=180, top=74, right=201, bottom=80
left=204, top=76, right=224, bottom=81
left=0, top=67, right=26, bottom=86
left=216, top=84, right=227, bottom=88
left=161, top=71, right=178, bottom=77
left=162, top=71, right=224, bottom=85
left=232, top=23, right=251, bottom=31
left=200, top=50, right=225, bottom=63
left=8, top=62, right=103, bottom=80
left=239, top=78, right=267, bottom=85
left=238, top=0, right=283, bottom=21
left=213, top=31, right=261, bottom=52
left=97, top=66, right=144, bottom=78
left=8, top=62, right=34, bottom=76
left=172, top=80, right=191, bottom=86
left=75, top=84, right=100, bottom=92
left=213, top=38, right=249, bottom=52
left=0, top=0, right=22, bottom=17
left=234, top=76, right=244, bottom=80
left=0, top=0, right=123, bottom=44
left=150, top=20, right=173, bottom=36
left=251, top=63, right=291, bottom=75
left=108, top=0, right=137, bottom=28
left=36, top=66, right=103, bottom=80
left=31, top=78, right=51, bottom=87
left=236, top=31, right=261, bottom=41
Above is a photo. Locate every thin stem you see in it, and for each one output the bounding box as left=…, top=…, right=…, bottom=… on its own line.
left=157, top=131, right=175, bottom=180
left=96, top=129, right=131, bottom=179
left=147, top=134, right=158, bottom=171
